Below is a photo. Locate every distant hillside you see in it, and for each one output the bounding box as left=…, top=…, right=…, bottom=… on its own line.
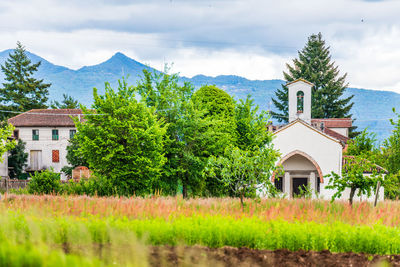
left=0, top=49, right=397, bottom=142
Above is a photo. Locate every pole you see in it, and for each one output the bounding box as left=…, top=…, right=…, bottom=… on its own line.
left=374, top=181, right=381, bottom=207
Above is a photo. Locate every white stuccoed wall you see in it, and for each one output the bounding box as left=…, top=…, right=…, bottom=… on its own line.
left=17, top=127, right=75, bottom=180
left=329, top=127, right=348, bottom=137
left=273, top=121, right=342, bottom=200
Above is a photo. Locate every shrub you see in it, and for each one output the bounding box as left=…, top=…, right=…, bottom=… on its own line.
left=28, top=170, right=61, bottom=194
left=61, top=175, right=114, bottom=196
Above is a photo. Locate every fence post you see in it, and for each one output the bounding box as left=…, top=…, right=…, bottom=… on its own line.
left=374, top=181, right=381, bottom=207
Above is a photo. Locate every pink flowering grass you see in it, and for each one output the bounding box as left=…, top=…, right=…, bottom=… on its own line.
left=2, top=194, right=400, bottom=226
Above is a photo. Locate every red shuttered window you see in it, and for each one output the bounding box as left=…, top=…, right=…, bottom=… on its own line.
left=52, top=150, right=60, bottom=163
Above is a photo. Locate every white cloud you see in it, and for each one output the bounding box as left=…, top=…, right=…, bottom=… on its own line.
left=0, top=0, right=399, bottom=91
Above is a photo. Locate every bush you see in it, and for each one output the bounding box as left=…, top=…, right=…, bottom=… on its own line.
left=61, top=175, right=114, bottom=196
left=28, top=170, right=61, bottom=195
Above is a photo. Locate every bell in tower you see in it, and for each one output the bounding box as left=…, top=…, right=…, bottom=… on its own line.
left=286, top=79, right=313, bottom=124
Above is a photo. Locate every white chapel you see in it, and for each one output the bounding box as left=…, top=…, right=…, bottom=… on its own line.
left=270, top=79, right=384, bottom=201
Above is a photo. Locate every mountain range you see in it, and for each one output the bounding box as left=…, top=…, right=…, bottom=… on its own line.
left=0, top=49, right=397, bottom=142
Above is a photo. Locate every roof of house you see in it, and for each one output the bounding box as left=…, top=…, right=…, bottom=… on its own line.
left=311, top=118, right=352, bottom=128
left=8, top=109, right=82, bottom=127
left=323, top=127, right=350, bottom=144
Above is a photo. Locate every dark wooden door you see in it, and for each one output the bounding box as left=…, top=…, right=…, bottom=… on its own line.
left=292, top=178, right=308, bottom=197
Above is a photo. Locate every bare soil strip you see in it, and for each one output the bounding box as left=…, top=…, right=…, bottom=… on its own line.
left=149, top=246, right=400, bottom=267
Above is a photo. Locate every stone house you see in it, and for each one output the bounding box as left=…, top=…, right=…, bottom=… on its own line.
left=4, top=109, right=82, bottom=179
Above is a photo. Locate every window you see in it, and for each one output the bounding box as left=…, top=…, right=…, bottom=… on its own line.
left=274, top=177, right=283, bottom=192
left=52, top=129, right=59, bottom=140
left=32, top=129, right=39, bottom=140
left=13, top=130, right=19, bottom=140
left=52, top=150, right=60, bottom=163
left=297, top=91, right=304, bottom=113
left=70, top=129, right=76, bottom=139
left=317, top=177, right=320, bottom=193
left=30, top=150, right=42, bottom=170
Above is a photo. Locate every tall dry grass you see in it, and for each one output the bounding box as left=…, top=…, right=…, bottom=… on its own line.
left=2, top=194, right=400, bottom=226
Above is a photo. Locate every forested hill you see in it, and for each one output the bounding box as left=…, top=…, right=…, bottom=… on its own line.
left=0, top=49, right=397, bottom=142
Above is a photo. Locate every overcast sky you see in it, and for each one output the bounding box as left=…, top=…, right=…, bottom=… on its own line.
left=0, top=0, right=399, bottom=91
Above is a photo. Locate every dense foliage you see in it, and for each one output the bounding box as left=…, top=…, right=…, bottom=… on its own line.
left=74, top=79, right=167, bottom=196
left=28, top=170, right=62, bottom=194
left=8, top=139, right=28, bottom=179
left=50, top=94, right=79, bottom=109
left=0, top=42, right=50, bottom=120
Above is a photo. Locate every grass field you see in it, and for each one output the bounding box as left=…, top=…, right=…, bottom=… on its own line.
left=1, top=194, right=400, bottom=266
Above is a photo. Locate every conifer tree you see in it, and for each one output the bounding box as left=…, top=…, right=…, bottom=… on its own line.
left=51, top=94, right=79, bottom=109
left=271, top=33, right=357, bottom=136
left=0, top=42, right=50, bottom=120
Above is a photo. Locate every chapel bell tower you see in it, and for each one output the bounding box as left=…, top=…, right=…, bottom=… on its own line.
left=287, top=78, right=313, bottom=124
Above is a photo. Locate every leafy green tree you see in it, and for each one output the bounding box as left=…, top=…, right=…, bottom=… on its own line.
left=61, top=136, right=89, bottom=176
left=28, top=169, right=61, bottom=194
left=271, top=33, right=356, bottom=136
left=205, top=145, right=279, bottom=209
left=379, top=109, right=400, bottom=199
left=0, top=42, right=50, bottom=120
left=191, top=85, right=237, bottom=195
left=8, top=140, right=28, bottom=179
left=325, top=156, right=384, bottom=205
left=192, top=85, right=236, bottom=118
left=135, top=70, right=235, bottom=197
left=235, top=96, right=272, bottom=151
left=382, top=109, right=400, bottom=174
left=74, top=79, right=167, bottom=196
left=0, top=124, right=15, bottom=162
left=346, top=129, right=378, bottom=157
left=51, top=94, right=79, bottom=109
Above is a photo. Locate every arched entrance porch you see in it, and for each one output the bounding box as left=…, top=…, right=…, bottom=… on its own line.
left=273, top=150, right=323, bottom=198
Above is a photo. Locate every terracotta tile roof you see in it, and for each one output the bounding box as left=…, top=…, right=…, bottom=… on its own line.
left=323, top=127, right=350, bottom=144
left=8, top=109, right=82, bottom=127
left=311, top=118, right=352, bottom=128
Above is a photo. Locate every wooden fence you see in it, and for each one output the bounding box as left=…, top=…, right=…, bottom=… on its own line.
left=0, top=179, right=29, bottom=191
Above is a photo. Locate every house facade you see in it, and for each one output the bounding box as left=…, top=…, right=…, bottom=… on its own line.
left=6, top=109, right=82, bottom=179
left=270, top=79, right=384, bottom=201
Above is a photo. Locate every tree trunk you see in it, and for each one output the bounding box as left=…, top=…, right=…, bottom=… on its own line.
left=349, top=187, right=356, bottom=206
left=182, top=183, right=188, bottom=199
left=240, top=193, right=244, bottom=211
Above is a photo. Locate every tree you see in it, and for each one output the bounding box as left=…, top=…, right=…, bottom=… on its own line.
left=271, top=33, right=356, bottom=136
left=192, top=85, right=237, bottom=195
left=74, top=79, right=167, bottom=196
left=51, top=94, right=79, bottom=109
left=0, top=42, right=50, bottom=120
left=8, top=140, right=28, bottom=179
left=135, top=70, right=234, bottom=197
left=346, top=129, right=378, bottom=157
left=0, top=124, right=15, bottom=162
left=325, top=156, right=384, bottom=205
left=379, top=109, right=400, bottom=199
left=61, top=136, right=89, bottom=176
left=205, top=145, right=279, bottom=209
left=235, top=96, right=272, bottom=151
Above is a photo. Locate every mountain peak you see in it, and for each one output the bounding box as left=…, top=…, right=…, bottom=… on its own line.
left=111, top=52, right=128, bottom=59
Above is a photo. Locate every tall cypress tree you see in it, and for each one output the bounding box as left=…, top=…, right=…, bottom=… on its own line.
left=271, top=33, right=357, bottom=136
left=0, top=41, right=50, bottom=120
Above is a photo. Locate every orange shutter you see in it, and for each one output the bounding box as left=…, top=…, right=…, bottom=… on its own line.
left=52, top=150, right=59, bottom=163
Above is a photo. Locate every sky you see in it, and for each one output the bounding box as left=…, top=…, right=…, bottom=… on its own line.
left=0, top=0, right=399, bottom=92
